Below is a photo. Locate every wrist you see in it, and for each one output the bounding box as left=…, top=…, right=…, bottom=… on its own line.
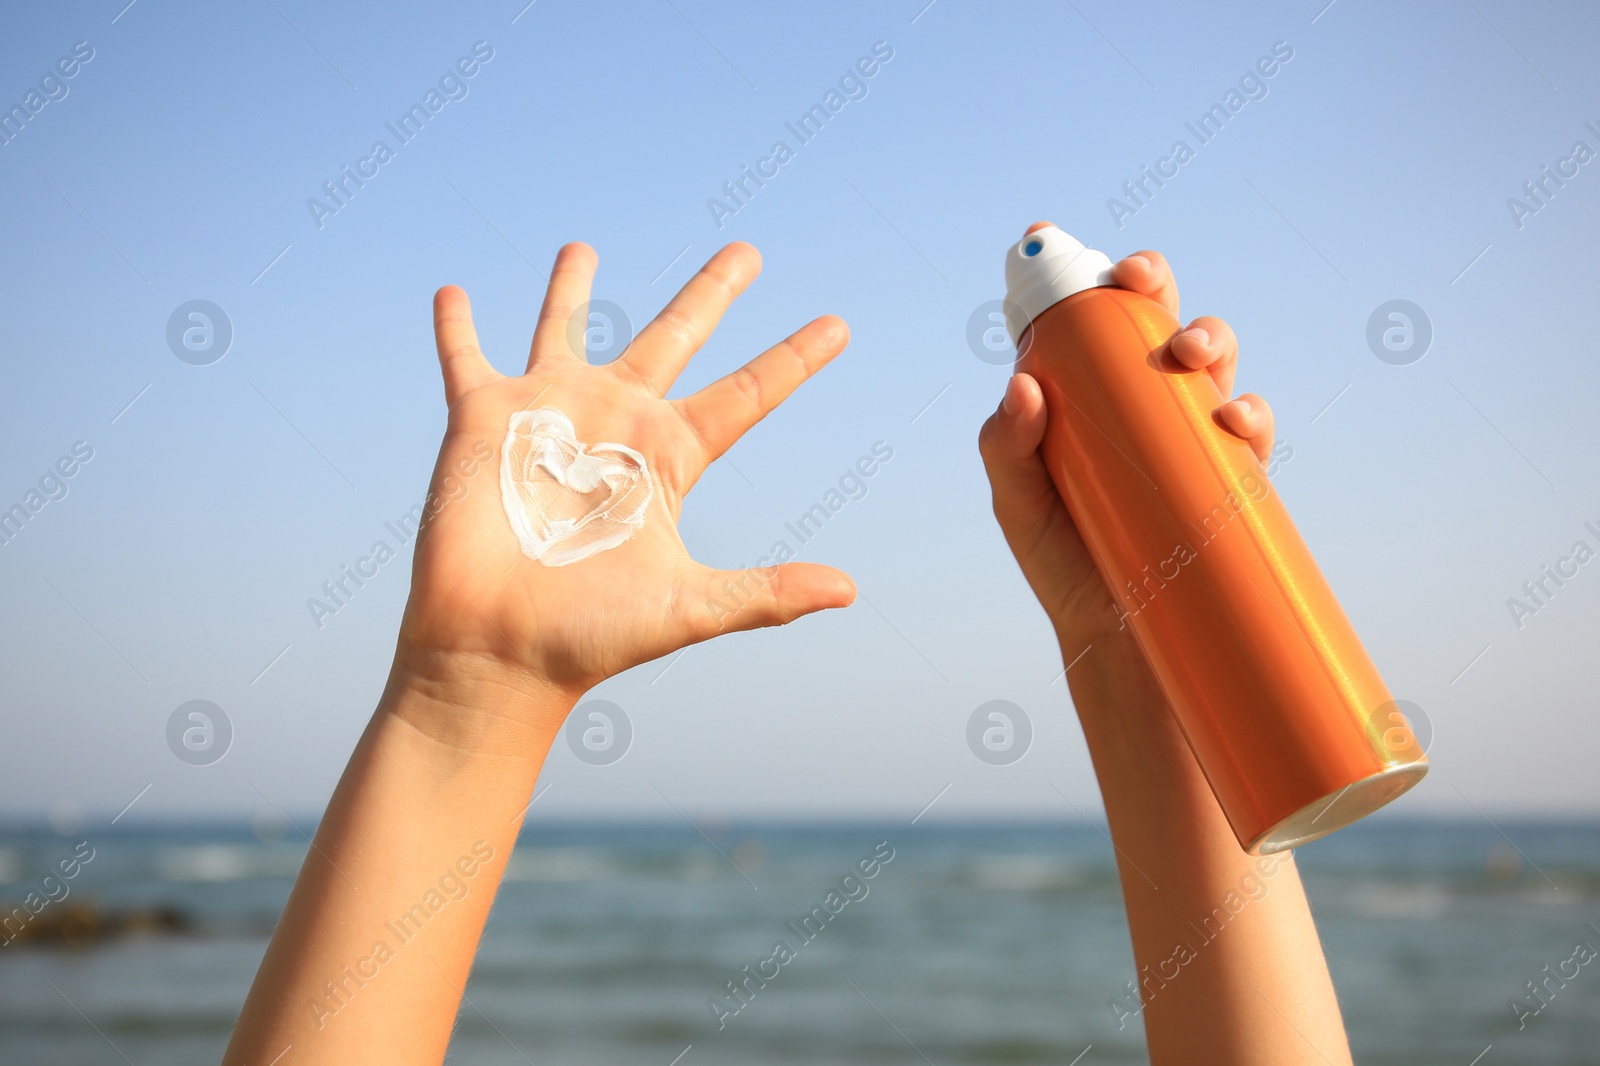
left=1053, top=623, right=1179, bottom=738
left=380, top=641, right=579, bottom=759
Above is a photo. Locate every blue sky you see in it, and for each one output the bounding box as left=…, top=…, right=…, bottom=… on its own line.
left=1, top=0, right=1597, bottom=826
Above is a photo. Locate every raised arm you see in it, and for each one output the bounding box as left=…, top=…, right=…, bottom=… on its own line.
left=222, top=241, right=855, bottom=1065
left=978, top=237, right=1354, bottom=1065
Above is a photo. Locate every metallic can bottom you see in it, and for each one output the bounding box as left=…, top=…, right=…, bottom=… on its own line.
left=1247, top=762, right=1431, bottom=855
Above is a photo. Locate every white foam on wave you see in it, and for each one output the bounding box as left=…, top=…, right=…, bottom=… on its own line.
left=968, top=855, right=1088, bottom=891
left=155, top=845, right=303, bottom=882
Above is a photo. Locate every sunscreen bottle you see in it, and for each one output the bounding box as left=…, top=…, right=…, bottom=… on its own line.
left=1004, top=224, right=1427, bottom=853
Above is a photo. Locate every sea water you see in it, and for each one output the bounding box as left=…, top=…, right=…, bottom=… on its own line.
left=0, top=819, right=1595, bottom=1065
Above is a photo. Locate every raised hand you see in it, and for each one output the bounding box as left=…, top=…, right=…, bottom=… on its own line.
left=396, top=242, right=857, bottom=715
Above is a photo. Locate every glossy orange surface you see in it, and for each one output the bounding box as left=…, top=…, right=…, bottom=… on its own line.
left=1018, top=286, right=1427, bottom=852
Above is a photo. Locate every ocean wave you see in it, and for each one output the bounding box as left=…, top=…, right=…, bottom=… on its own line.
left=1340, top=882, right=1453, bottom=920
left=501, top=847, right=626, bottom=882
left=154, top=845, right=303, bottom=882
left=964, top=855, right=1091, bottom=892
left=499, top=847, right=730, bottom=883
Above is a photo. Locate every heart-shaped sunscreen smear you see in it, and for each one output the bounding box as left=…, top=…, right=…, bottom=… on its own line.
left=499, top=407, right=654, bottom=567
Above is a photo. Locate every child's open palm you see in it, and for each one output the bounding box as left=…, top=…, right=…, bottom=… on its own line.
left=396, top=242, right=856, bottom=709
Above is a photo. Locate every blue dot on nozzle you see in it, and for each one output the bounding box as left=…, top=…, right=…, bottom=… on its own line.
left=1023, top=240, right=1043, bottom=257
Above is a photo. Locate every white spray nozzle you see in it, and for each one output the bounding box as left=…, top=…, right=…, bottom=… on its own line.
left=1002, top=225, right=1114, bottom=346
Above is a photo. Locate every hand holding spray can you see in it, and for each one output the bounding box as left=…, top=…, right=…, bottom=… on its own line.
left=1004, top=225, right=1427, bottom=853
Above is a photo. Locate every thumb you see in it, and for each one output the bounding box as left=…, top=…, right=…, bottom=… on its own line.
left=689, top=561, right=857, bottom=638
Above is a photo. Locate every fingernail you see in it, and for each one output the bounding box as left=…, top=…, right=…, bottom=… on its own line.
left=1233, top=398, right=1252, bottom=417
left=1182, top=327, right=1210, bottom=348
left=1001, top=378, right=1020, bottom=416
left=1124, top=254, right=1151, bottom=272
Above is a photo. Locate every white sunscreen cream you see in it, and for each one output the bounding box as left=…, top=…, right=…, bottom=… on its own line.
left=499, top=407, right=653, bottom=567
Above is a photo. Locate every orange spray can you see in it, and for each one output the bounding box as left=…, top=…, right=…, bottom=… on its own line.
left=1004, top=224, right=1427, bottom=853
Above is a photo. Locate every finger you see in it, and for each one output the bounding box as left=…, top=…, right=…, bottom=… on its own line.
left=1216, top=393, right=1275, bottom=461
left=527, top=242, right=598, bottom=369
left=1167, top=315, right=1239, bottom=397
left=433, top=286, right=500, bottom=405
left=690, top=561, right=857, bottom=638
left=1111, top=250, right=1179, bottom=320
left=675, top=314, right=848, bottom=463
left=979, top=374, right=1107, bottom=624
left=617, top=242, right=762, bottom=395
left=977, top=373, right=1062, bottom=553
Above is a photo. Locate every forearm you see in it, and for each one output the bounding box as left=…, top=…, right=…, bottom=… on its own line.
left=222, top=652, right=570, bottom=1066
left=1060, top=626, right=1352, bottom=1066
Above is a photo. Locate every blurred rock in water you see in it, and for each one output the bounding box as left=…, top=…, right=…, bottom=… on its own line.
left=0, top=901, right=191, bottom=951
